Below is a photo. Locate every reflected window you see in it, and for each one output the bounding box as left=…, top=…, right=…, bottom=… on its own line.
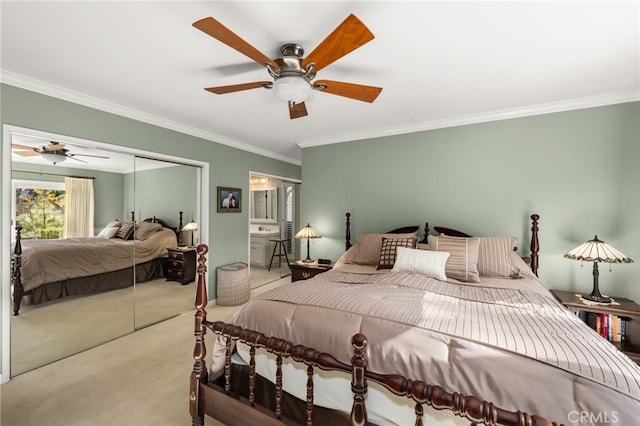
left=14, top=180, right=65, bottom=240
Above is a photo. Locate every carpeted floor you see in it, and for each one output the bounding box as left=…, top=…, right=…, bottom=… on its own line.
left=10, top=266, right=286, bottom=377
left=10, top=278, right=194, bottom=376
left=1, top=277, right=289, bottom=426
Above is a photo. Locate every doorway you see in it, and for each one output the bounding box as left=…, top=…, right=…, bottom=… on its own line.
left=248, top=172, right=300, bottom=288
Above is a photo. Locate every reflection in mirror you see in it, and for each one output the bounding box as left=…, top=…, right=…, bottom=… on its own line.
left=132, top=156, right=199, bottom=329
left=10, top=134, right=136, bottom=376
left=250, top=188, right=277, bottom=224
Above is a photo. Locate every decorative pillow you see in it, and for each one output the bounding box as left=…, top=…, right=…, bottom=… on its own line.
left=377, top=237, right=418, bottom=270
left=391, top=247, right=450, bottom=281
left=428, top=235, right=481, bottom=283
left=114, top=221, right=135, bottom=240
left=477, top=236, right=520, bottom=278
left=134, top=222, right=163, bottom=240
left=106, top=220, right=122, bottom=229
left=351, top=233, right=418, bottom=266
left=97, top=226, right=119, bottom=239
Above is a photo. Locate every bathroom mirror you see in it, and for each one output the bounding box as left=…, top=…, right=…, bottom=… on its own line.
left=250, top=188, right=277, bottom=223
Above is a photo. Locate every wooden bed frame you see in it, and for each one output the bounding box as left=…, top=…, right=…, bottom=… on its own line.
left=11, top=211, right=184, bottom=316
left=190, top=213, right=558, bottom=425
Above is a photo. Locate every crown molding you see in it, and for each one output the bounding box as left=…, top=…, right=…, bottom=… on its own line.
left=0, top=70, right=301, bottom=166
left=297, top=90, right=640, bottom=148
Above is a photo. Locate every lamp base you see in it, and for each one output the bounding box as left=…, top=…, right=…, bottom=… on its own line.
left=581, top=292, right=612, bottom=304
left=302, top=257, right=314, bottom=263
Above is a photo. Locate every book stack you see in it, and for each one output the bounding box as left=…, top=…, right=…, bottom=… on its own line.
left=585, top=312, right=629, bottom=343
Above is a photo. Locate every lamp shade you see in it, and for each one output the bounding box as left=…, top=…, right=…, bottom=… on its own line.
left=295, top=223, right=321, bottom=240
left=564, top=236, right=633, bottom=264
left=181, top=221, right=198, bottom=232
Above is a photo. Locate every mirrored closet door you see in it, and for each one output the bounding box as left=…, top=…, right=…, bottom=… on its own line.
left=132, top=156, right=199, bottom=329
left=10, top=134, right=136, bottom=376
left=8, top=131, right=202, bottom=377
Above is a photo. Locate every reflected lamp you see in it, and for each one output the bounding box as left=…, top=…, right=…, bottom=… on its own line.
left=181, top=221, right=198, bottom=247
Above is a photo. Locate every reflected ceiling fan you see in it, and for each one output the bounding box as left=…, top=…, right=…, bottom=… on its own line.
left=12, top=141, right=110, bottom=165
left=193, top=14, right=382, bottom=119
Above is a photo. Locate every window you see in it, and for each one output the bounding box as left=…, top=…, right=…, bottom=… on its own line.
left=13, top=180, right=65, bottom=240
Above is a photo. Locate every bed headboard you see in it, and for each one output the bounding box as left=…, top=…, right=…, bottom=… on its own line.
left=344, top=212, right=540, bottom=276
left=344, top=212, right=418, bottom=251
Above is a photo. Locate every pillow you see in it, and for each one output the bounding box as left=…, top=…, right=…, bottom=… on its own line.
left=106, top=220, right=122, bottom=229
left=114, top=221, right=135, bottom=240
left=428, top=235, right=481, bottom=283
left=391, top=247, right=450, bottom=281
left=134, top=222, right=163, bottom=240
left=97, top=226, right=119, bottom=239
left=377, top=237, right=418, bottom=270
left=477, top=236, right=520, bottom=278
left=350, top=233, right=418, bottom=265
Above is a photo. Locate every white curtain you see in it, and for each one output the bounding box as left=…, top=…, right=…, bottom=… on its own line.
left=63, top=177, right=94, bottom=238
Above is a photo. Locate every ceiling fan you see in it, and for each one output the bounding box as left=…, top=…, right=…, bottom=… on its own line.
left=12, top=141, right=110, bottom=165
left=193, top=14, right=383, bottom=119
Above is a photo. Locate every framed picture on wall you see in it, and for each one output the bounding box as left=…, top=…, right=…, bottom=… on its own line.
left=217, top=187, right=242, bottom=213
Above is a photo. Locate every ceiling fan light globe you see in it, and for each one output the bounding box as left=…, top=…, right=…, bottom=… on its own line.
left=41, top=152, right=66, bottom=165
left=273, top=76, right=311, bottom=104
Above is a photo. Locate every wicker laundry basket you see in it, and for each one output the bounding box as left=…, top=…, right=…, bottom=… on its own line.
left=216, top=262, right=250, bottom=306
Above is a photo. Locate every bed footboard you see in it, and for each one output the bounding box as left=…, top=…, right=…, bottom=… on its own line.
left=190, top=244, right=561, bottom=426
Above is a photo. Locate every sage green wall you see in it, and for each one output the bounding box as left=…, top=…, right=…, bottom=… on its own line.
left=302, top=102, right=640, bottom=303
left=11, top=162, right=125, bottom=233
left=124, top=165, right=198, bottom=231
left=1, top=83, right=301, bottom=377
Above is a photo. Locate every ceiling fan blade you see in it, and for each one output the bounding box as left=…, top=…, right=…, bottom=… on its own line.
left=205, top=81, right=272, bottom=94
left=12, top=143, right=37, bottom=151
left=68, top=156, right=88, bottom=164
left=302, top=14, right=374, bottom=73
left=314, top=80, right=382, bottom=103
left=14, top=151, right=42, bottom=157
left=69, top=153, right=110, bottom=159
left=289, top=102, right=308, bottom=119
left=193, top=17, right=278, bottom=70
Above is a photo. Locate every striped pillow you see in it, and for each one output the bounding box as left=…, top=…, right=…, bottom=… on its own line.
left=477, top=236, right=520, bottom=278
left=377, top=237, right=419, bottom=270
left=114, top=221, right=135, bottom=240
left=428, top=235, right=481, bottom=283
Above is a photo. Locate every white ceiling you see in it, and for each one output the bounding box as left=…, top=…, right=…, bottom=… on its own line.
left=2, top=1, right=638, bottom=166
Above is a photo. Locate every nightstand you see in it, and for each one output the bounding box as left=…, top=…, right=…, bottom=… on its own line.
left=551, top=289, right=640, bottom=365
left=166, top=247, right=196, bottom=284
left=288, top=262, right=333, bottom=282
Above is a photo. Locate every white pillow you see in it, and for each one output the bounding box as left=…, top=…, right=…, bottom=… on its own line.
left=391, top=247, right=450, bottom=281
left=97, top=226, right=119, bottom=239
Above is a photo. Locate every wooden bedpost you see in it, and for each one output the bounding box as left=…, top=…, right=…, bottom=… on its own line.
left=530, top=214, right=540, bottom=277
left=178, top=211, right=184, bottom=247
left=350, top=333, right=368, bottom=426
left=421, top=222, right=430, bottom=244
left=12, top=224, right=23, bottom=316
left=345, top=212, right=352, bottom=251
left=190, top=243, right=209, bottom=426
left=131, top=211, right=135, bottom=222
